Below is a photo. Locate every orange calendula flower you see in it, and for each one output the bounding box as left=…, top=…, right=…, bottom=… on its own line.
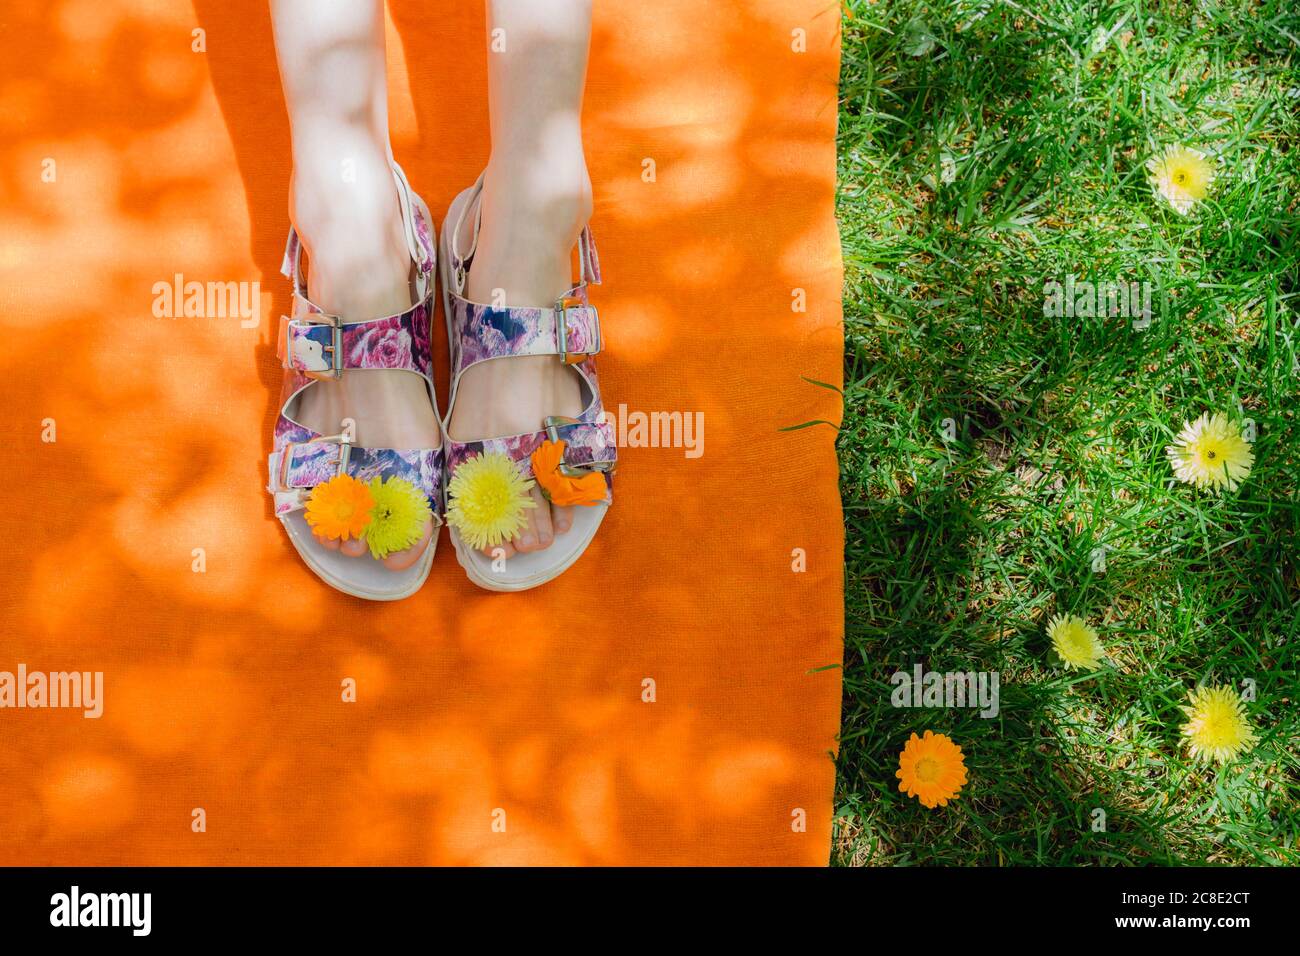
left=896, top=730, right=968, bottom=809
left=529, top=439, right=607, bottom=507
left=303, top=474, right=375, bottom=542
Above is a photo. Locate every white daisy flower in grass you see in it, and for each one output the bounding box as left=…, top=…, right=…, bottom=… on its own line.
left=1146, top=144, right=1216, bottom=215
left=1166, top=412, right=1254, bottom=492
left=1180, top=685, right=1257, bottom=764
left=1047, top=613, right=1106, bottom=671
left=940, top=152, right=957, bottom=185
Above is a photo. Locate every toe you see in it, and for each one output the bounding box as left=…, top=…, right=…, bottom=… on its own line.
left=383, top=520, right=434, bottom=571
left=512, top=510, right=538, bottom=552
left=533, top=492, right=554, bottom=549
left=340, top=536, right=367, bottom=558
left=513, top=488, right=553, bottom=552
left=320, top=536, right=341, bottom=552
left=482, top=540, right=517, bottom=560
left=552, top=503, right=574, bottom=535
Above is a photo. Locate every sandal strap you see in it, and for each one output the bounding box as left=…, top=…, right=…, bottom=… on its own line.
left=578, top=223, right=601, bottom=286
left=267, top=420, right=444, bottom=518
left=445, top=415, right=616, bottom=501
left=447, top=286, right=602, bottom=375
left=277, top=306, right=433, bottom=379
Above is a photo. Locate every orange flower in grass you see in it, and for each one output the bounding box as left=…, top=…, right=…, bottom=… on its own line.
left=529, top=440, right=607, bottom=507
left=304, top=474, right=375, bottom=542
left=896, top=731, right=968, bottom=809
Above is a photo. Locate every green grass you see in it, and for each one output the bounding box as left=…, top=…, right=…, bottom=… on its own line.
left=833, top=0, right=1300, bottom=865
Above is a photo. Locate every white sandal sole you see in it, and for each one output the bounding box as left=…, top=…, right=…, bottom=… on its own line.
left=283, top=512, right=437, bottom=601
left=447, top=503, right=605, bottom=592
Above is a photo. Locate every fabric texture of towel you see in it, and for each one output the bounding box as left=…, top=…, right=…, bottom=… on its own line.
left=0, top=0, right=843, bottom=865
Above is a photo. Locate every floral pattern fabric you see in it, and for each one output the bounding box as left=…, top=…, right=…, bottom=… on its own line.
left=280, top=308, right=432, bottom=378
left=269, top=420, right=444, bottom=518
left=450, top=296, right=601, bottom=373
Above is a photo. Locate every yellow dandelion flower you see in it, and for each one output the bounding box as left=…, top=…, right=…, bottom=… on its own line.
left=1166, top=412, right=1254, bottom=492
left=364, top=476, right=432, bottom=560
left=1146, top=144, right=1215, bottom=215
left=896, top=730, right=968, bottom=809
left=1180, top=685, right=1257, bottom=764
left=1048, top=613, right=1105, bottom=670
left=445, top=451, right=536, bottom=550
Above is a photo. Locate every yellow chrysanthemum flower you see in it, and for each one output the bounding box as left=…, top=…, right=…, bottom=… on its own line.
left=364, top=476, right=432, bottom=559
left=896, top=730, right=967, bottom=809
left=1048, top=613, right=1105, bottom=670
left=1146, top=144, right=1215, bottom=215
left=445, top=451, right=536, bottom=550
left=1180, top=685, right=1257, bottom=764
left=1166, top=412, right=1254, bottom=492
left=304, top=474, right=374, bottom=542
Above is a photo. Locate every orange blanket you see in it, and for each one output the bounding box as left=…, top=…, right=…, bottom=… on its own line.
left=0, top=0, right=843, bottom=865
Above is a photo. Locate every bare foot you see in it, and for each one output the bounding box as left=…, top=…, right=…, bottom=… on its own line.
left=446, top=157, right=593, bottom=559
left=288, top=152, right=440, bottom=570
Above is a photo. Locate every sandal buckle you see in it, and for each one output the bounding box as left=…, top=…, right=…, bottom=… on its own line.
left=556, top=296, right=601, bottom=366
left=276, top=431, right=353, bottom=492
left=284, top=313, right=344, bottom=380
left=543, top=415, right=615, bottom=478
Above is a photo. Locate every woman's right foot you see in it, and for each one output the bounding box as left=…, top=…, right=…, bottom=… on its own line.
left=287, top=153, right=441, bottom=570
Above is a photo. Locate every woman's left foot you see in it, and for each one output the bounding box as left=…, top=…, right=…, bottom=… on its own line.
left=446, top=159, right=593, bottom=558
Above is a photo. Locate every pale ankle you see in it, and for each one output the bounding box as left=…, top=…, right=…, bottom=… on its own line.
left=303, top=233, right=411, bottom=320
left=481, top=155, right=591, bottom=243
left=469, top=159, right=592, bottom=305
left=290, top=163, right=412, bottom=319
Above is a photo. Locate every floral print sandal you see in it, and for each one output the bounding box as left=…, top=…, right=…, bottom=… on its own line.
left=266, top=160, right=444, bottom=601
left=439, top=173, right=617, bottom=591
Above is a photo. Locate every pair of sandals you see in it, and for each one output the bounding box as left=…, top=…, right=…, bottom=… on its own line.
left=267, top=161, right=616, bottom=599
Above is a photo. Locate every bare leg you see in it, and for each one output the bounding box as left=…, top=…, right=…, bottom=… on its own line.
left=271, top=0, right=437, bottom=570
left=448, top=0, right=594, bottom=558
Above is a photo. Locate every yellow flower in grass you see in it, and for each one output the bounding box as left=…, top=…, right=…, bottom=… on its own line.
left=1180, top=685, right=1257, bottom=764
left=1048, top=613, right=1105, bottom=670
left=304, top=474, right=374, bottom=542
left=445, top=451, right=536, bottom=550
left=1166, top=412, right=1254, bottom=492
left=1146, top=145, right=1215, bottom=215
left=896, top=731, right=967, bottom=809
left=364, top=476, right=432, bottom=559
